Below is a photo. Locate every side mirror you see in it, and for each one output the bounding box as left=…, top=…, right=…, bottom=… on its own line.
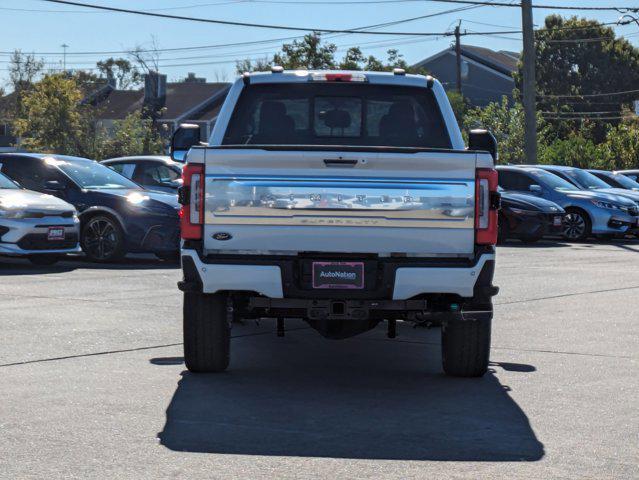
left=170, top=123, right=201, bottom=162
left=529, top=184, right=542, bottom=195
left=468, top=129, right=498, bottom=162
left=44, top=180, right=65, bottom=191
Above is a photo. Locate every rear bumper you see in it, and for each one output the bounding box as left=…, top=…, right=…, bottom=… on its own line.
left=179, top=248, right=497, bottom=301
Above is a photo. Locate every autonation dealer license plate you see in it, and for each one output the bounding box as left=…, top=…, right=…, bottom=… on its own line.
left=312, top=262, right=364, bottom=289
left=47, top=227, right=65, bottom=241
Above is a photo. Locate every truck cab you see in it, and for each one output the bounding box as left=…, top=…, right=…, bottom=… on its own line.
left=173, top=69, right=500, bottom=377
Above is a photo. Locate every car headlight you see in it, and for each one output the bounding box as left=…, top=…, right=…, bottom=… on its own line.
left=126, top=192, right=151, bottom=206
left=591, top=200, right=625, bottom=211
left=0, top=207, right=24, bottom=219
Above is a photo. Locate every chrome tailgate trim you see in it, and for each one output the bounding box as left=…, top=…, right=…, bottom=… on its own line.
left=205, top=176, right=474, bottom=229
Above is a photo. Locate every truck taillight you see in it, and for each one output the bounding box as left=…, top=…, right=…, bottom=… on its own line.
left=180, top=164, right=204, bottom=240
left=475, top=168, right=499, bottom=245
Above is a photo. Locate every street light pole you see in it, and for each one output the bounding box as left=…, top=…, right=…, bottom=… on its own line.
left=61, top=44, right=69, bottom=72
left=455, top=21, right=462, bottom=95
left=521, top=0, right=537, bottom=164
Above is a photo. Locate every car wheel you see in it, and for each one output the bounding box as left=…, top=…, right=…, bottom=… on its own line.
left=28, top=255, right=60, bottom=266
left=183, top=292, right=230, bottom=373
left=562, top=209, right=591, bottom=241
left=81, top=215, right=126, bottom=262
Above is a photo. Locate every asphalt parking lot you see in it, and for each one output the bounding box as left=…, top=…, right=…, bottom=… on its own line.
left=1, top=241, right=638, bottom=480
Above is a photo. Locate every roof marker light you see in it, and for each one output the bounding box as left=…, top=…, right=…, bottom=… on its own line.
left=271, top=65, right=284, bottom=73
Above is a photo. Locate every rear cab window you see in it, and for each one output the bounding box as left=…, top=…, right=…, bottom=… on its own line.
left=222, top=83, right=452, bottom=149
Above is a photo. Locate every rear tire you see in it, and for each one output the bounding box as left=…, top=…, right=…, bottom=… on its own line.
left=441, top=314, right=491, bottom=377
left=183, top=292, right=230, bottom=373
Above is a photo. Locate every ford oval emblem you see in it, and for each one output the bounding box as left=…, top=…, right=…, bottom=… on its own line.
left=212, top=232, right=232, bottom=241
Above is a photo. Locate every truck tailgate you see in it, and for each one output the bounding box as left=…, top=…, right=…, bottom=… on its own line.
left=203, top=148, right=477, bottom=256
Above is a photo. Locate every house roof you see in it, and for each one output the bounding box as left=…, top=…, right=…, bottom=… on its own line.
left=95, top=82, right=231, bottom=121
left=460, top=45, right=519, bottom=76
left=414, top=44, right=519, bottom=78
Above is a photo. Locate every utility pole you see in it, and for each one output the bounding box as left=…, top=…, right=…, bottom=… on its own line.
left=521, top=0, right=536, bottom=164
left=455, top=21, right=462, bottom=95
left=61, top=44, right=69, bottom=72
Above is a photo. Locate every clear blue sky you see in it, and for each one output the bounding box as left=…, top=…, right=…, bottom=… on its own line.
left=1, top=0, right=638, bottom=88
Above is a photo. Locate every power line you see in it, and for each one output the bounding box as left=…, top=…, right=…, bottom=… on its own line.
left=539, top=89, right=639, bottom=99
left=407, top=0, right=639, bottom=11
left=38, top=0, right=638, bottom=34
left=34, top=0, right=475, bottom=35
left=540, top=110, right=626, bottom=115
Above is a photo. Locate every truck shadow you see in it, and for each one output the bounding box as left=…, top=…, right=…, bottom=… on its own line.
left=157, top=322, right=544, bottom=462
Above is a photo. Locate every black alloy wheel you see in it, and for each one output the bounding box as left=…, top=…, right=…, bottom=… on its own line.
left=562, top=210, right=590, bottom=241
left=81, top=215, right=125, bottom=262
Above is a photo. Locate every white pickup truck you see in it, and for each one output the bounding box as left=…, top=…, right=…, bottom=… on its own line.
left=172, top=69, right=500, bottom=377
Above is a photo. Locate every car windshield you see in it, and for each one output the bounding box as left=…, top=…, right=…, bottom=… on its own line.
left=611, top=173, right=639, bottom=189
left=0, top=172, right=18, bottom=189
left=563, top=169, right=611, bottom=190
left=528, top=169, right=575, bottom=191
left=49, top=156, right=141, bottom=190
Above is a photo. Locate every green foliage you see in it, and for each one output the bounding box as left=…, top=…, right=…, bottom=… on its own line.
left=238, top=33, right=422, bottom=74
left=517, top=15, right=639, bottom=142
left=446, top=91, right=470, bottom=127
left=100, top=111, right=164, bottom=160
left=537, top=132, right=599, bottom=168
left=594, top=122, right=639, bottom=170
left=463, top=97, right=527, bottom=164
left=273, top=33, right=337, bottom=70
left=13, top=74, right=95, bottom=156
left=13, top=74, right=163, bottom=159
left=96, top=58, right=142, bottom=89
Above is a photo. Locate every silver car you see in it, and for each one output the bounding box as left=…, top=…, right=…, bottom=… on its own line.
left=0, top=172, right=80, bottom=265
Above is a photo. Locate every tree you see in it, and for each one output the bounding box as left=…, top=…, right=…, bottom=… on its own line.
left=273, top=33, right=337, bottom=70
left=464, top=97, right=526, bottom=164
left=238, top=33, right=423, bottom=74
left=8, top=50, right=44, bottom=119
left=9, top=50, right=44, bottom=93
left=97, top=58, right=142, bottom=89
left=13, top=74, right=98, bottom=156
left=518, top=15, right=639, bottom=142
left=100, top=111, right=164, bottom=159
left=595, top=122, right=639, bottom=170
left=236, top=57, right=271, bottom=75
left=537, top=132, right=599, bottom=168
left=447, top=92, right=470, bottom=127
